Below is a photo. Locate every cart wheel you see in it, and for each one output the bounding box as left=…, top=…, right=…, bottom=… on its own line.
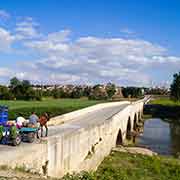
left=0, top=136, right=2, bottom=143
left=1, top=136, right=7, bottom=145
left=12, top=135, right=21, bottom=146
left=27, top=132, right=35, bottom=143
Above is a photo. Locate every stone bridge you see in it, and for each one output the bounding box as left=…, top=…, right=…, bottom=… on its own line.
left=0, top=97, right=150, bottom=178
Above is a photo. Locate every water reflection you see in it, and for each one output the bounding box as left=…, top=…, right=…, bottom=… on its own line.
left=136, top=118, right=180, bottom=156
left=170, top=123, right=180, bottom=156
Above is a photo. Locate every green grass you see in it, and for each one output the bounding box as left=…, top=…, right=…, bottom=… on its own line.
left=150, top=98, right=180, bottom=106
left=0, top=98, right=101, bottom=120
left=96, top=151, right=180, bottom=180
left=62, top=151, right=180, bottom=180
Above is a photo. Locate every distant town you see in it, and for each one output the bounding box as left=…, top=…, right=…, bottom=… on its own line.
left=0, top=77, right=170, bottom=101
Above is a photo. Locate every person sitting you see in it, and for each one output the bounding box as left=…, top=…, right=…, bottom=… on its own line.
left=29, top=112, right=40, bottom=139
left=29, top=112, right=39, bottom=127
left=16, top=113, right=26, bottom=128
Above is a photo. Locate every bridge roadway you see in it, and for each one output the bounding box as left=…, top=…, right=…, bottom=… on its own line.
left=0, top=102, right=129, bottom=153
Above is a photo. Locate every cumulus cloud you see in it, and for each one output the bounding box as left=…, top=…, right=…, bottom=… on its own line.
left=0, top=27, right=14, bottom=51
left=25, top=29, right=70, bottom=54
left=17, top=33, right=180, bottom=86
left=47, top=30, right=71, bottom=43
left=15, top=17, right=41, bottom=40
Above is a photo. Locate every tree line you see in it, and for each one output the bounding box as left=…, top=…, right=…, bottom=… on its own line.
left=1, top=72, right=179, bottom=101
left=0, top=77, right=42, bottom=100
left=0, top=77, right=145, bottom=101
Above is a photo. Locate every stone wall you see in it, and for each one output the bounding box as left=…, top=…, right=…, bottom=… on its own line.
left=47, top=99, right=145, bottom=177
left=0, top=98, right=147, bottom=178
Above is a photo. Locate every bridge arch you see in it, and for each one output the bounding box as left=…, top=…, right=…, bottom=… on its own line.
left=116, top=129, right=123, bottom=145
left=133, top=113, right=138, bottom=131
left=126, top=117, right=131, bottom=140
left=138, top=111, right=141, bottom=120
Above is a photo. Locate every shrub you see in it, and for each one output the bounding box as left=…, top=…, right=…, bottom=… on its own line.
left=170, top=72, right=180, bottom=101
left=0, top=125, right=4, bottom=140
left=10, top=126, right=18, bottom=139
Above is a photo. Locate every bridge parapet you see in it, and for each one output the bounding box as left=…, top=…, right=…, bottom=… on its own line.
left=48, top=101, right=130, bottom=126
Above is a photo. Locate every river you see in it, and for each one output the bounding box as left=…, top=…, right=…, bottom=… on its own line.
left=136, top=118, right=180, bottom=156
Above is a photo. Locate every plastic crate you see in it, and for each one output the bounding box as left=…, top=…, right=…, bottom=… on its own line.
left=0, top=106, right=8, bottom=125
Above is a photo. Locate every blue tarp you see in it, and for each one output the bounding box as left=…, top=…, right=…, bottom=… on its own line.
left=20, top=127, right=38, bottom=132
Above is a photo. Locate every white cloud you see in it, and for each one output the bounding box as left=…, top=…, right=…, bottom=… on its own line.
left=50, top=73, right=81, bottom=83
left=0, top=10, right=10, bottom=19
left=0, top=68, right=12, bottom=77
left=0, top=27, right=14, bottom=51
left=15, top=17, right=40, bottom=40
left=47, top=30, right=71, bottom=43
left=25, top=30, right=71, bottom=53
left=19, top=33, right=180, bottom=86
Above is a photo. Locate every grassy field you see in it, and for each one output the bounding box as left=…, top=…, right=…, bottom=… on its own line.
left=96, top=151, right=180, bottom=180
left=150, top=98, right=180, bottom=106
left=62, top=151, right=180, bottom=180
left=0, top=98, right=101, bottom=120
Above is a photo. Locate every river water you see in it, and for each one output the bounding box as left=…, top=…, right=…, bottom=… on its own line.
left=136, top=118, right=180, bottom=156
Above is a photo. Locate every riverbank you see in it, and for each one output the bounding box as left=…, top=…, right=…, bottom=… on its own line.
left=144, top=98, right=180, bottom=120
left=113, top=146, right=158, bottom=156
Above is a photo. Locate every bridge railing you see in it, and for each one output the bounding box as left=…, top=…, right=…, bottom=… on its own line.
left=132, top=95, right=151, bottom=105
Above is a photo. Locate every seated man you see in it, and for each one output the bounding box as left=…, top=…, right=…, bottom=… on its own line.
left=29, top=112, right=40, bottom=138
left=29, top=112, right=39, bottom=126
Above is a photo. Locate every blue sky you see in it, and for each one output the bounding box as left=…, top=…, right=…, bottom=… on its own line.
left=0, top=0, right=179, bottom=86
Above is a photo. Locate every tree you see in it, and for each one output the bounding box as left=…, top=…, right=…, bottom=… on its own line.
left=10, top=77, right=21, bottom=89
left=0, top=85, right=14, bottom=100
left=122, top=87, right=143, bottom=98
left=83, top=86, right=92, bottom=97
left=9, top=77, right=42, bottom=101
left=170, top=72, right=180, bottom=101
left=71, top=87, right=83, bottom=98
left=22, top=80, right=31, bottom=89
left=106, top=83, right=116, bottom=99
left=89, top=85, right=108, bottom=100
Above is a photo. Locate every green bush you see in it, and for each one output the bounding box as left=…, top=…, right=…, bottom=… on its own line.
left=0, top=125, right=4, bottom=140
left=122, top=87, right=143, bottom=98
left=10, top=126, right=18, bottom=139
left=62, top=171, right=96, bottom=180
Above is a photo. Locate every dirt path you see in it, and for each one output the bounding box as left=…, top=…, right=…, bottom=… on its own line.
left=0, top=169, right=47, bottom=180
